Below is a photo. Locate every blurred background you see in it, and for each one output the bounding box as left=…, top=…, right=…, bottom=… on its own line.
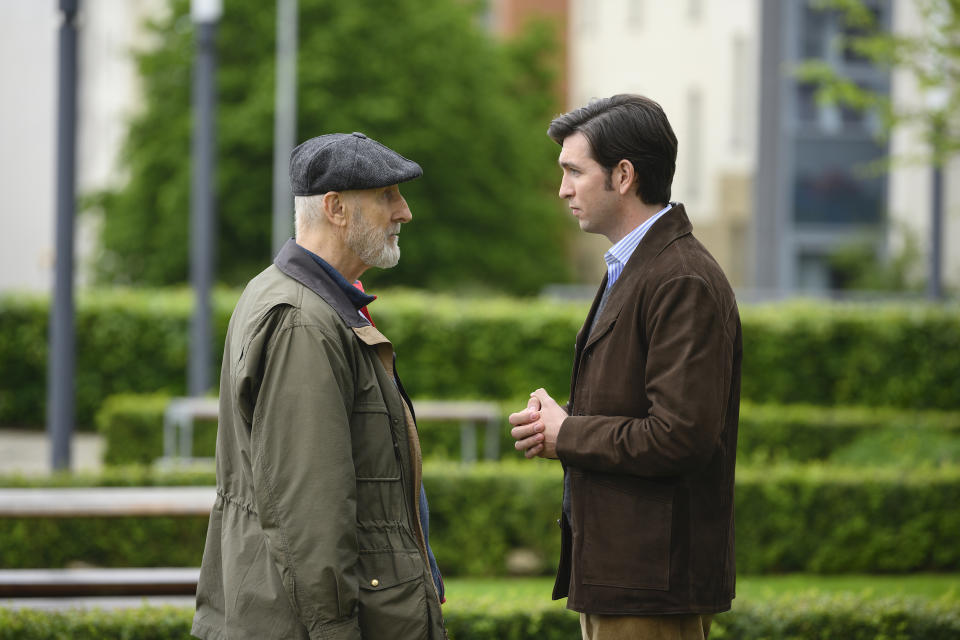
left=0, top=0, right=958, bottom=638
left=2, top=0, right=958, bottom=298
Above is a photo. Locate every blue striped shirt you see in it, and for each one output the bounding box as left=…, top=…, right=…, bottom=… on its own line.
left=604, top=203, right=673, bottom=288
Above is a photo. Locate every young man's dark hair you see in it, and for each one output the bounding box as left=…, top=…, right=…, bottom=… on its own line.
left=547, top=94, right=678, bottom=205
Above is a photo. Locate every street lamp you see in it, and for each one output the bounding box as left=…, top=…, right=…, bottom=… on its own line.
left=48, top=0, right=81, bottom=471
left=272, top=0, right=298, bottom=256
left=189, top=0, right=221, bottom=397
left=925, top=86, right=948, bottom=301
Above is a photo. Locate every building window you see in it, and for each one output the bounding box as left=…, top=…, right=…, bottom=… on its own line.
left=801, top=4, right=830, bottom=59
left=792, top=138, right=886, bottom=225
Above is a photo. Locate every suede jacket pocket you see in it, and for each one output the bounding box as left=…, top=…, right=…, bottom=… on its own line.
left=579, top=473, right=673, bottom=591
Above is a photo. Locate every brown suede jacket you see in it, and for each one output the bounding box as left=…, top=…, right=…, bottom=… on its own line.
left=553, top=204, right=742, bottom=616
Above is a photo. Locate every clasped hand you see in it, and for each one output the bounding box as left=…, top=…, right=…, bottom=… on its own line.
left=508, top=388, right=567, bottom=459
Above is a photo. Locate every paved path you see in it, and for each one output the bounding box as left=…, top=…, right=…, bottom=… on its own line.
left=0, top=429, right=103, bottom=475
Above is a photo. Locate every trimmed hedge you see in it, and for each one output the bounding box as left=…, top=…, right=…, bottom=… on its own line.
left=1, top=595, right=959, bottom=639
left=2, top=290, right=959, bottom=427
left=0, top=289, right=233, bottom=428
left=2, top=463, right=959, bottom=575
left=96, top=392, right=960, bottom=466
left=97, top=394, right=217, bottom=466
left=95, top=392, right=531, bottom=465
left=737, top=402, right=960, bottom=464
left=712, top=596, right=960, bottom=639
left=735, top=465, right=960, bottom=573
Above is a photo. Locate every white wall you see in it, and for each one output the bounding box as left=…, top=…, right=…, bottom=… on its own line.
left=0, top=1, right=59, bottom=292
left=567, top=0, right=758, bottom=223
left=0, top=0, right=166, bottom=293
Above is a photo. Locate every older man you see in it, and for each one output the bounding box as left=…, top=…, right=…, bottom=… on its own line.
left=192, top=132, right=447, bottom=640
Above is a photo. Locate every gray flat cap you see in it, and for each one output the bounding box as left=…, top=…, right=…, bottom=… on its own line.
left=289, top=132, right=422, bottom=195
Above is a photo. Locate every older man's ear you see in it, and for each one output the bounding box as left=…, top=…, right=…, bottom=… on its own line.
left=320, top=191, right=346, bottom=227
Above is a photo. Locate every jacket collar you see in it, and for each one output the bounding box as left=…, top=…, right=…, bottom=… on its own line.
left=617, top=203, right=692, bottom=283
left=274, top=238, right=370, bottom=329
left=580, top=204, right=693, bottom=351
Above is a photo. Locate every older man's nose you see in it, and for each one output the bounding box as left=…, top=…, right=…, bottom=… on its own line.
left=396, top=197, right=413, bottom=223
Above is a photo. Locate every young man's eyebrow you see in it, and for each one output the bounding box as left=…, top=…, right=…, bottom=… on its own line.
left=559, top=160, right=580, bottom=169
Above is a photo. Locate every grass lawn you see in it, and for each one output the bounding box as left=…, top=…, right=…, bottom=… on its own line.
left=444, top=574, right=960, bottom=605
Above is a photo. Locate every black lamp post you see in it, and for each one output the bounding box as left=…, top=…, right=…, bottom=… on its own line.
left=48, top=0, right=80, bottom=471
left=189, top=0, right=221, bottom=396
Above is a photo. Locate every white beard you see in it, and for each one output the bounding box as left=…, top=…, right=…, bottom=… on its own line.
left=346, top=206, right=401, bottom=269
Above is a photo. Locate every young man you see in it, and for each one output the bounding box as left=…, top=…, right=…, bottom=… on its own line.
left=510, top=95, right=742, bottom=640
left=192, top=132, right=447, bottom=640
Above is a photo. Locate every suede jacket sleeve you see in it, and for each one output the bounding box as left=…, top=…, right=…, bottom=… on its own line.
left=556, top=275, right=735, bottom=477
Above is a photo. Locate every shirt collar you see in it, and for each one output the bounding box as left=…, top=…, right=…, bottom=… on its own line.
left=296, top=244, right=376, bottom=310
left=604, top=203, right=674, bottom=270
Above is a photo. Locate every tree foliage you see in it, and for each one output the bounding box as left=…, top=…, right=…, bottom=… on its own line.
left=796, top=0, right=960, bottom=168
left=89, top=0, right=573, bottom=293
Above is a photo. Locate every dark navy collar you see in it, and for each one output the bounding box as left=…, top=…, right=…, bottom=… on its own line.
left=273, top=238, right=373, bottom=328
left=295, top=244, right=376, bottom=310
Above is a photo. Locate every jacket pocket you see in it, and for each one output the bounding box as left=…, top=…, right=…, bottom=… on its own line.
left=357, top=550, right=429, bottom=640
left=578, top=473, right=673, bottom=591
left=351, top=402, right=401, bottom=481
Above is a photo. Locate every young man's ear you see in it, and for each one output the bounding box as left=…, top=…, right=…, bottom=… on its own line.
left=321, top=191, right=347, bottom=227
left=616, top=159, right=635, bottom=196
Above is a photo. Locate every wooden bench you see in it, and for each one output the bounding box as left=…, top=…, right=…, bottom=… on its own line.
left=0, top=487, right=212, bottom=598
left=1, top=399, right=503, bottom=600
left=0, top=487, right=215, bottom=517
left=0, top=568, right=200, bottom=598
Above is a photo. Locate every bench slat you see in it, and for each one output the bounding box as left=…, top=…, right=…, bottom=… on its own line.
left=0, top=568, right=199, bottom=597
left=0, top=487, right=215, bottom=517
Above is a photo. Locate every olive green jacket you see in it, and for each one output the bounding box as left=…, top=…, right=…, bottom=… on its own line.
left=192, top=240, right=446, bottom=640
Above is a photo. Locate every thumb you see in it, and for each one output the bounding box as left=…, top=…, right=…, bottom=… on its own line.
left=531, top=388, right=553, bottom=407
left=527, top=394, right=542, bottom=411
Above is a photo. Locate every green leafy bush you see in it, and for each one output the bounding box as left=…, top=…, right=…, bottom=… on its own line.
left=3, top=291, right=959, bottom=427
left=738, top=402, right=960, bottom=465
left=735, top=465, right=960, bottom=573
left=712, top=596, right=960, bottom=640
left=1, top=595, right=959, bottom=639
left=741, top=302, right=960, bottom=409
left=90, top=0, right=570, bottom=294
left=0, top=516, right=208, bottom=569
left=95, top=391, right=529, bottom=465
left=2, top=463, right=959, bottom=576
left=95, top=391, right=960, bottom=466
left=97, top=393, right=217, bottom=465
left=0, top=289, right=232, bottom=427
